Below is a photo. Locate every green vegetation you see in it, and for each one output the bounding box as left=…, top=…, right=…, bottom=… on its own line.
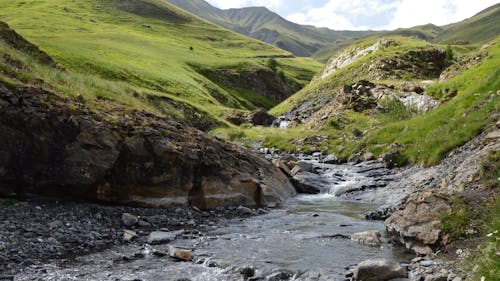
left=455, top=195, right=500, bottom=280
left=164, top=0, right=377, bottom=57
left=479, top=150, right=500, bottom=189
left=0, top=0, right=321, bottom=127
left=214, top=38, right=499, bottom=166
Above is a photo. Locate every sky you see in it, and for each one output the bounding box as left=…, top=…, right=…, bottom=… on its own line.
left=205, top=0, right=499, bottom=30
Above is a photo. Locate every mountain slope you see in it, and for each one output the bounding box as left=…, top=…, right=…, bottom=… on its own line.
left=434, top=3, right=500, bottom=44
left=165, top=0, right=377, bottom=57
left=0, top=0, right=322, bottom=129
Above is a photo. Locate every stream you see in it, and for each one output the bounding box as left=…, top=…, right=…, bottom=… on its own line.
left=15, top=161, right=412, bottom=281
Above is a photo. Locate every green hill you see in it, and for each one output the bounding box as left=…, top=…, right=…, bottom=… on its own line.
left=215, top=36, right=499, bottom=166
left=434, top=3, right=500, bottom=44
left=164, top=0, right=377, bottom=57
left=0, top=0, right=322, bottom=129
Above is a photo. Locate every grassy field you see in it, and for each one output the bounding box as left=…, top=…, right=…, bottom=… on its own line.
left=214, top=38, right=499, bottom=166
left=0, top=0, right=322, bottom=126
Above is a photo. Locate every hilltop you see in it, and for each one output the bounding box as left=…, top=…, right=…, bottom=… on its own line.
left=164, top=0, right=376, bottom=57
left=0, top=0, right=322, bottom=129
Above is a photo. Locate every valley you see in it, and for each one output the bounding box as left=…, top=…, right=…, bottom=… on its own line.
left=0, top=0, right=498, bottom=280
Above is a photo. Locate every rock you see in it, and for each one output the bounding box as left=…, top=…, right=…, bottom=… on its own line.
left=379, top=150, right=402, bottom=168
left=496, top=120, right=500, bottom=129
left=351, top=231, right=382, bottom=246
left=323, top=154, right=339, bottom=164
left=385, top=191, right=451, bottom=253
left=354, top=259, right=407, bottom=281
left=168, top=246, right=192, bottom=261
left=122, top=213, right=139, bottom=227
left=239, top=266, right=256, bottom=278
left=424, top=273, right=448, bottom=281
left=296, top=161, right=314, bottom=173
left=290, top=176, right=321, bottom=194
left=249, top=108, right=275, bottom=126
left=272, top=159, right=291, bottom=175
left=123, top=229, right=137, bottom=242
left=400, top=82, right=424, bottom=94
left=47, top=220, right=64, bottom=229
left=0, top=83, right=296, bottom=209
left=363, top=153, right=375, bottom=162
left=237, top=206, right=253, bottom=216
left=147, top=231, right=178, bottom=244
left=348, top=153, right=362, bottom=164
left=289, top=165, right=302, bottom=177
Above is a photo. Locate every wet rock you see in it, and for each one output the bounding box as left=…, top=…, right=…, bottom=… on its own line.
left=297, top=161, right=314, bottom=173
left=385, top=190, right=451, bottom=253
left=354, top=258, right=407, bottom=281
left=237, top=206, right=254, bottom=216
left=123, top=230, right=137, bottom=242
left=122, top=213, right=139, bottom=227
left=147, top=231, right=178, bottom=244
left=323, top=154, right=339, bottom=164
left=168, top=246, right=192, bottom=261
left=290, top=173, right=321, bottom=194
left=240, top=266, right=256, bottom=278
left=351, top=231, right=382, bottom=246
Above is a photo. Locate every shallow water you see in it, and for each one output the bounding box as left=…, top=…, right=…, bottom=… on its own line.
left=16, top=163, right=410, bottom=281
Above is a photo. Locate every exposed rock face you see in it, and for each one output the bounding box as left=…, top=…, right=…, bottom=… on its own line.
left=353, top=258, right=407, bottom=281
left=0, top=83, right=295, bottom=209
left=385, top=191, right=452, bottom=253
left=0, top=21, right=57, bottom=67
left=201, top=68, right=298, bottom=107
left=225, top=108, right=275, bottom=126
left=316, top=39, right=397, bottom=81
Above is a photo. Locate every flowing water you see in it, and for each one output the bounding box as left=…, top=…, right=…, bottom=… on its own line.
left=16, top=162, right=410, bottom=281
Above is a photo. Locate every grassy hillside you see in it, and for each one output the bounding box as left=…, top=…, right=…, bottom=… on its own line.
left=165, top=0, right=377, bottom=57
left=0, top=0, right=322, bottom=128
left=435, top=3, right=500, bottom=44
left=314, top=4, right=500, bottom=62
left=214, top=37, right=499, bottom=166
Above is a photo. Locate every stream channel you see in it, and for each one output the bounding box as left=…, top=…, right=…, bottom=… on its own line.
left=16, top=160, right=411, bottom=281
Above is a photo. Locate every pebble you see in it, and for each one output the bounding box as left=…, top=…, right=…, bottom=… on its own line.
left=122, top=213, right=139, bottom=227
left=168, top=246, right=192, bottom=261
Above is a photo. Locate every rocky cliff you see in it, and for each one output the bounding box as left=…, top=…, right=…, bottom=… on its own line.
left=0, top=82, right=295, bottom=209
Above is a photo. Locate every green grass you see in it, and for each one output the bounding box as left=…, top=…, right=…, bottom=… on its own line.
left=0, top=0, right=321, bottom=126
left=214, top=38, right=499, bottom=166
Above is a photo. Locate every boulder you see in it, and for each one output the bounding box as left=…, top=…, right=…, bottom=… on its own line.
left=122, top=213, right=139, bottom=227
left=379, top=150, right=402, bottom=168
left=323, top=154, right=339, bottom=164
left=0, top=84, right=296, bottom=209
left=168, top=246, right=192, bottom=261
left=385, top=191, right=451, bottom=253
left=123, top=229, right=137, bottom=242
left=354, top=259, right=407, bottom=281
left=296, top=161, right=314, bottom=173
left=147, top=231, right=180, bottom=244
left=351, top=231, right=382, bottom=246
left=249, top=108, right=275, bottom=126
left=400, top=82, right=424, bottom=94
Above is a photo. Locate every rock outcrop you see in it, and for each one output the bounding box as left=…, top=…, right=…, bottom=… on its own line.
left=0, top=82, right=296, bottom=209
left=385, top=191, right=452, bottom=255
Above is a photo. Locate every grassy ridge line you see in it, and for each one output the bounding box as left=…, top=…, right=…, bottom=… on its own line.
left=213, top=39, right=499, bottom=166
left=0, top=0, right=321, bottom=123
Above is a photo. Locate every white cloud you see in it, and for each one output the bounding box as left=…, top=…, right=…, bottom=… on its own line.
left=285, top=0, right=398, bottom=30
left=386, top=0, right=500, bottom=29
left=284, top=0, right=499, bottom=30
left=206, top=0, right=284, bottom=9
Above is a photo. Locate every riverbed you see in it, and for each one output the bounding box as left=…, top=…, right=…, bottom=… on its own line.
left=10, top=162, right=413, bottom=281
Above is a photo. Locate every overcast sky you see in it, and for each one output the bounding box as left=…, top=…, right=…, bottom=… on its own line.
left=205, top=0, right=499, bottom=30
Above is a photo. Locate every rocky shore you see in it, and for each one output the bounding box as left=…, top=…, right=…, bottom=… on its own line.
left=0, top=198, right=264, bottom=278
